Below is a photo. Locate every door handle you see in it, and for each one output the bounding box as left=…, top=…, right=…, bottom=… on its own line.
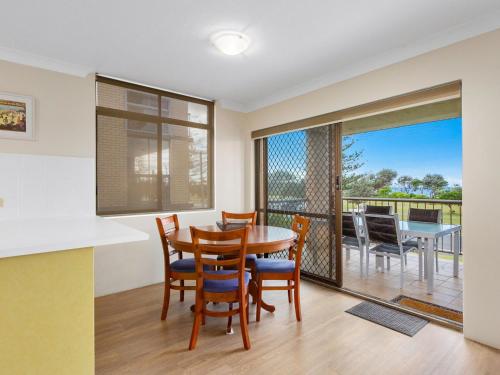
left=335, top=175, right=342, bottom=191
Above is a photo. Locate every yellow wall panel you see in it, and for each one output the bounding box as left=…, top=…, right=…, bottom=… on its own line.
left=0, top=248, right=94, bottom=375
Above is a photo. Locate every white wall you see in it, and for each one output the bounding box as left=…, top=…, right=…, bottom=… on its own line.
left=0, top=153, right=94, bottom=219
left=245, top=29, right=500, bottom=349
left=0, top=59, right=248, bottom=297
left=0, top=60, right=95, bottom=157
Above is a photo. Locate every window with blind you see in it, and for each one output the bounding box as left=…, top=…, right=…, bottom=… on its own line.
left=96, top=76, right=214, bottom=215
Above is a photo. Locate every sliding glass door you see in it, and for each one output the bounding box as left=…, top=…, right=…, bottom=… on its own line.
left=255, top=123, right=343, bottom=286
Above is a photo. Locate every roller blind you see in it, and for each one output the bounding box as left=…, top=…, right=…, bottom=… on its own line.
left=251, top=80, right=461, bottom=139
left=95, top=76, right=215, bottom=215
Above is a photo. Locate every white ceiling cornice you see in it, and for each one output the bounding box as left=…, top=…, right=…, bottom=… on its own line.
left=1, top=4, right=499, bottom=114
left=224, top=12, right=500, bottom=113
left=0, top=46, right=93, bottom=77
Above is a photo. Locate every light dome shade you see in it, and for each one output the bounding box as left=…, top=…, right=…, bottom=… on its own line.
left=210, top=31, right=250, bottom=56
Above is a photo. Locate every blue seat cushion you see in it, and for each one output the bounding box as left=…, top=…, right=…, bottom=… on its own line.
left=203, top=270, right=250, bottom=293
left=255, top=259, right=295, bottom=274
left=170, top=258, right=197, bottom=272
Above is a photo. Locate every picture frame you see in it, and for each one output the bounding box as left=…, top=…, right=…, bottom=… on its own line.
left=0, top=92, right=35, bottom=141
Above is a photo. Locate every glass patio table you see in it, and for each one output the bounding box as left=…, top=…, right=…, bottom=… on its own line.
left=399, top=221, right=461, bottom=294
left=356, top=216, right=461, bottom=294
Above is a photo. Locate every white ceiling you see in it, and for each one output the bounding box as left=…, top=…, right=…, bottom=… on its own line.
left=1, top=0, right=500, bottom=112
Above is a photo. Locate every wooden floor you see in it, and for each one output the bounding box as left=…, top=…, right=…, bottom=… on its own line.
left=343, top=249, right=463, bottom=312
left=95, top=281, right=499, bottom=374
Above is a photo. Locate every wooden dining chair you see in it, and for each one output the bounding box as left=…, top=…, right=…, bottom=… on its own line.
left=156, top=215, right=196, bottom=320
left=220, top=211, right=258, bottom=274
left=221, top=211, right=257, bottom=225
left=254, top=215, right=310, bottom=322
left=189, top=226, right=251, bottom=350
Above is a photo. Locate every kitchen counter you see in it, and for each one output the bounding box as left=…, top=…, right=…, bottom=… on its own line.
left=0, top=216, right=148, bottom=259
left=0, top=215, right=148, bottom=375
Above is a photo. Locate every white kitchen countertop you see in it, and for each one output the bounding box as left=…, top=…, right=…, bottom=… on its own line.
left=0, top=216, right=149, bottom=259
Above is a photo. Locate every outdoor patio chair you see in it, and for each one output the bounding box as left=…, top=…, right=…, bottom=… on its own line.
left=365, top=205, right=393, bottom=215
left=404, top=208, right=442, bottom=273
left=362, top=213, right=418, bottom=289
left=342, top=211, right=365, bottom=276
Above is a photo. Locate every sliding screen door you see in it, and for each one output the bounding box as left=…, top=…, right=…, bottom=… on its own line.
left=255, top=123, right=343, bottom=286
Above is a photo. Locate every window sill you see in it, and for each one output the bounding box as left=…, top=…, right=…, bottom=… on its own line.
left=98, top=208, right=216, bottom=219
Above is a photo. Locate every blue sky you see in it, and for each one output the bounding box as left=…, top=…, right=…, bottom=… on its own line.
left=347, top=117, right=462, bottom=185
left=267, top=117, right=462, bottom=186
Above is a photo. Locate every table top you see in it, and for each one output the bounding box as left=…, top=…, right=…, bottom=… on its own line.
left=356, top=216, right=461, bottom=239
left=167, top=225, right=297, bottom=254
left=399, top=220, right=461, bottom=238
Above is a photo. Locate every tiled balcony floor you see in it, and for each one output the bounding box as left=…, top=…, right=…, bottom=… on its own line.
left=342, top=248, right=463, bottom=312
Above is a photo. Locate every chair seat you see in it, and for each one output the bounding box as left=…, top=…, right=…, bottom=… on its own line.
left=255, top=259, right=295, bottom=274
left=171, top=258, right=197, bottom=272
left=342, top=236, right=365, bottom=247
left=370, top=243, right=415, bottom=256
left=403, top=238, right=439, bottom=252
left=403, top=239, right=419, bottom=248
left=203, top=270, right=250, bottom=293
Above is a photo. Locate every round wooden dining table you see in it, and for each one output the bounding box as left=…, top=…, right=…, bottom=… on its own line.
left=167, top=224, right=297, bottom=313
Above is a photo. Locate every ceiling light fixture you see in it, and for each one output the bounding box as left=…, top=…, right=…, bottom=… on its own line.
left=210, top=31, right=251, bottom=56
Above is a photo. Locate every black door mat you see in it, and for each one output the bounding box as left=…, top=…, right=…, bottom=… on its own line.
left=346, top=301, right=429, bottom=336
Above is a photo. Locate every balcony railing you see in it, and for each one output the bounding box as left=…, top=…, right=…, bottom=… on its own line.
left=267, top=197, right=462, bottom=254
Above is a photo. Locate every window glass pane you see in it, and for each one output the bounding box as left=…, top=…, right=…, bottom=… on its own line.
left=97, top=82, right=159, bottom=115
left=97, top=115, right=159, bottom=213
left=161, top=124, right=209, bottom=210
left=161, top=97, right=208, bottom=124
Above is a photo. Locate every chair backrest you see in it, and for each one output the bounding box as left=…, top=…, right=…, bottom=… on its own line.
left=342, top=211, right=362, bottom=247
left=156, top=215, right=180, bottom=267
left=408, top=208, right=442, bottom=223
left=190, top=226, right=249, bottom=292
left=222, top=211, right=257, bottom=226
left=342, top=211, right=360, bottom=238
left=362, top=213, right=401, bottom=246
left=365, top=205, right=392, bottom=215
left=290, top=215, right=310, bottom=272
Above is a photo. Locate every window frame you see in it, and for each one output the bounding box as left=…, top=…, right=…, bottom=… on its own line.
left=95, top=75, right=214, bottom=216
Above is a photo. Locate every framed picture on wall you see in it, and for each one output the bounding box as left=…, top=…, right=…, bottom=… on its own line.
left=0, top=92, right=34, bottom=141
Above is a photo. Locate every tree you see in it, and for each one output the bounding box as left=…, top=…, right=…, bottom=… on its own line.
left=411, top=178, right=423, bottom=194
left=346, top=175, right=377, bottom=197
left=372, top=169, right=397, bottom=191
left=268, top=170, right=304, bottom=199
left=422, top=174, right=448, bottom=198
left=342, top=136, right=365, bottom=192
left=436, top=185, right=462, bottom=200
left=397, top=175, right=413, bottom=193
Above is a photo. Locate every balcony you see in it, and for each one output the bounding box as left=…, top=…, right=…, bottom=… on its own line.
left=267, top=196, right=463, bottom=314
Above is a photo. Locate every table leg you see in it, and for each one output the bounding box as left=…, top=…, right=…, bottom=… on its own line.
left=453, top=231, right=460, bottom=277
left=248, top=279, right=275, bottom=313
left=376, top=255, right=384, bottom=272
left=418, top=237, right=423, bottom=281
left=426, top=237, right=434, bottom=295
left=423, top=240, right=428, bottom=280
left=359, top=245, right=364, bottom=278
